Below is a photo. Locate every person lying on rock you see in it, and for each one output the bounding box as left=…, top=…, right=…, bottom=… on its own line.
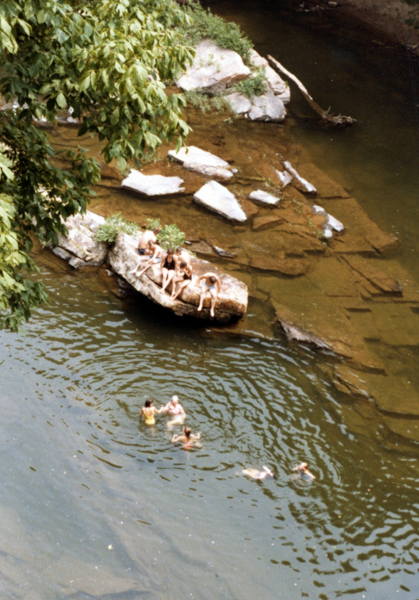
left=171, top=261, right=193, bottom=300
left=172, top=427, right=201, bottom=450
left=160, top=394, right=186, bottom=429
left=135, top=242, right=165, bottom=278
left=129, top=240, right=155, bottom=275
left=196, top=273, right=221, bottom=318
left=160, top=247, right=178, bottom=295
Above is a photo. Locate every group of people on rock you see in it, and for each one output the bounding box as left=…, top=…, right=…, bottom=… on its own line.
left=129, top=227, right=222, bottom=318
left=139, top=394, right=315, bottom=482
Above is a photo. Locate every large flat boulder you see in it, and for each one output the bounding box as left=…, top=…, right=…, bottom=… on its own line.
left=121, top=169, right=184, bottom=196
left=194, top=180, right=247, bottom=222
left=176, top=40, right=251, bottom=94
left=227, top=90, right=285, bottom=122
left=108, top=233, right=248, bottom=322
left=56, top=211, right=107, bottom=266
left=168, top=146, right=233, bottom=180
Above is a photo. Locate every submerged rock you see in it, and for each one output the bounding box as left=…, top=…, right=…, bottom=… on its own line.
left=194, top=180, right=247, bottom=222
left=249, top=190, right=282, bottom=206
left=168, top=146, right=233, bottom=180
left=121, top=169, right=185, bottom=196
left=108, top=233, right=248, bottom=322
left=176, top=40, right=250, bottom=94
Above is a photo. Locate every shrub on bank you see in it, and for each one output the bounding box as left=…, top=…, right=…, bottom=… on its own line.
left=95, top=213, right=140, bottom=244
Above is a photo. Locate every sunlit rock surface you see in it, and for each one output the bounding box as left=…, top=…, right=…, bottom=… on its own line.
left=176, top=40, right=251, bottom=93
left=108, top=233, right=248, bottom=322
left=227, top=90, right=286, bottom=122
left=194, top=180, right=247, bottom=222
left=249, top=190, right=282, bottom=206
left=168, top=146, right=234, bottom=180
left=121, top=169, right=185, bottom=196
left=55, top=211, right=107, bottom=267
left=248, top=49, right=291, bottom=104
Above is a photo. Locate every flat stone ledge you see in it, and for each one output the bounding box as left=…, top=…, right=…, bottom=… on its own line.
left=194, top=180, right=247, bottom=222
left=121, top=169, right=184, bottom=196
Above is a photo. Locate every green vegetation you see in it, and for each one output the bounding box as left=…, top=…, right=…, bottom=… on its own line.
left=234, top=70, right=267, bottom=98
left=179, top=2, right=253, bottom=63
left=184, top=90, right=233, bottom=113
left=0, top=0, right=195, bottom=331
left=146, top=218, right=162, bottom=231
left=95, top=213, right=140, bottom=244
left=157, top=224, right=185, bottom=250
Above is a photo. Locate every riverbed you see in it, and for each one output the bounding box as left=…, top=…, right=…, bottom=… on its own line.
left=1, top=1, right=419, bottom=599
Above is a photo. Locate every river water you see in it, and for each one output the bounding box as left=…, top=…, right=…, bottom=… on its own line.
left=1, top=2, right=419, bottom=599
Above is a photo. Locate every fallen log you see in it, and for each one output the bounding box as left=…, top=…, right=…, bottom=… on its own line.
left=267, top=55, right=356, bottom=127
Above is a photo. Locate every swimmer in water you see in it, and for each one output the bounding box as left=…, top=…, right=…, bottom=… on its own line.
left=172, top=427, right=201, bottom=449
left=293, top=462, right=315, bottom=482
left=139, top=398, right=163, bottom=425
left=242, top=466, right=275, bottom=480
left=160, top=395, right=186, bottom=429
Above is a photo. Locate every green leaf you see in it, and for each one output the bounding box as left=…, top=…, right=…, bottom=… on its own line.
left=56, top=92, right=67, bottom=108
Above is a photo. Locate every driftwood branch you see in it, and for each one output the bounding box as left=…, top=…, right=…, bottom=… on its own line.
left=267, top=55, right=356, bottom=127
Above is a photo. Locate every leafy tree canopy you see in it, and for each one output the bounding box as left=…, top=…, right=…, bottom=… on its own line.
left=0, top=0, right=194, bottom=331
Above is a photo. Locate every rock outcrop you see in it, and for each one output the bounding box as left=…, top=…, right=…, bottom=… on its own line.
left=248, top=49, right=291, bottom=105
left=168, top=146, right=234, bottom=180
left=194, top=180, right=247, bottom=222
left=227, top=90, right=286, bottom=122
left=176, top=40, right=251, bottom=93
left=121, top=169, right=185, bottom=196
left=55, top=211, right=107, bottom=267
left=108, top=233, right=248, bottom=322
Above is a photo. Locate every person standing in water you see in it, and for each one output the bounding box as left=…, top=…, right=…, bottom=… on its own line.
left=293, top=462, right=316, bottom=482
left=139, top=398, right=163, bottom=425
left=172, top=427, right=201, bottom=449
left=160, top=395, right=186, bottom=429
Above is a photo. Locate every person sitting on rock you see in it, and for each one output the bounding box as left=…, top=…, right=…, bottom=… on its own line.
left=130, top=239, right=154, bottom=275
left=172, top=427, right=201, bottom=450
left=160, top=247, right=178, bottom=295
left=171, top=261, right=193, bottom=300
left=242, top=466, right=275, bottom=480
left=293, top=462, right=315, bottom=482
left=138, top=227, right=160, bottom=255
left=134, top=242, right=165, bottom=278
left=196, top=272, right=221, bottom=318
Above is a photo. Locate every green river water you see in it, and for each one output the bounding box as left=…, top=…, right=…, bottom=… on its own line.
left=1, top=1, right=419, bottom=599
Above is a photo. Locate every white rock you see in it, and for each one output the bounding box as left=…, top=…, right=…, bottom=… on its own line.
left=248, top=92, right=285, bottom=122
left=312, top=205, right=344, bottom=233
left=176, top=40, right=250, bottom=93
left=168, top=146, right=230, bottom=169
left=57, top=211, right=107, bottom=265
left=183, top=161, right=233, bottom=180
left=194, top=180, right=247, bottom=222
left=276, top=170, right=293, bottom=188
left=248, top=50, right=291, bottom=104
left=283, top=161, right=317, bottom=194
left=249, top=190, right=281, bottom=206
left=226, top=92, right=252, bottom=115
left=121, top=169, right=184, bottom=196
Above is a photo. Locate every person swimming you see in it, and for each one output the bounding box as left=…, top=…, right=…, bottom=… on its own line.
left=160, top=395, right=186, bottom=429
left=172, top=427, right=201, bottom=449
left=293, top=462, right=315, bottom=482
left=242, top=466, right=275, bottom=480
left=139, top=398, right=162, bottom=425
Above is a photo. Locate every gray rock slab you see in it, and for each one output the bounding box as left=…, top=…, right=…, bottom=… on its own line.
left=184, top=161, right=233, bottom=180
left=276, top=170, right=293, bottom=188
left=249, top=190, right=281, bottom=206
left=284, top=161, right=317, bottom=194
left=108, top=233, right=248, bottom=322
left=193, top=180, right=247, bottom=222
left=168, top=146, right=230, bottom=169
left=176, top=40, right=250, bottom=93
left=248, top=49, right=291, bottom=104
left=52, top=246, right=72, bottom=261
left=226, top=92, right=252, bottom=115
left=248, top=92, right=285, bottom=122
left=312, top=205, right=344, bottom=233
left=56, top=211, right=107, bottom=264
left=121, top=169, right=184, bottom=196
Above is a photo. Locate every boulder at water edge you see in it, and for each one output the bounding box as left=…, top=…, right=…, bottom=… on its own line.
left=193, top=180, right=247, bottom=222
left=227, top=90, right=285, bottom=122
left=248, top=50, right=291, bottom=104
left=121, top=169, right=185, bottom=196
left=176, top=40, right=251, bottom=94
left=108, top=233, right=248, bottom=322
left=55, top=211, right=107, bottom=267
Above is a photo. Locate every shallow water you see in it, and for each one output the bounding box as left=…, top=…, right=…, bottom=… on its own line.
left=2, top=2, right=419, bottom=599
